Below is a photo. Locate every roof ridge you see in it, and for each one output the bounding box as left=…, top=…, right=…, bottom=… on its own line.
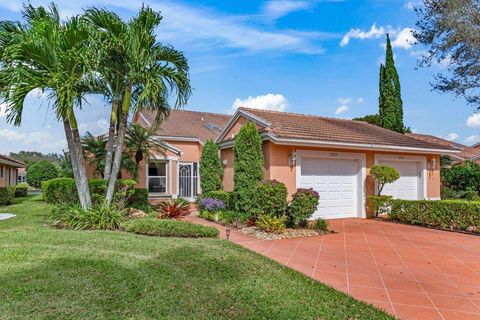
left=168, top=109, right=231, bottom=118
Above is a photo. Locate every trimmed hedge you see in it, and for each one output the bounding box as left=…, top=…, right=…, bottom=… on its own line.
left=122, top=218, right=219, bottom=238
left=0, top=186, right=15, bottom=206
left=14, top=185, right=28, bottom=197
left=256, top=179, right=288, bottom=217
left=42, top=178, right=143, bottom=207
left=389, top=199, right=480, bottom=233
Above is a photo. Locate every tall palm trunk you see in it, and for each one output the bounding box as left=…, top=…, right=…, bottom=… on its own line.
left=103, top=101, right=117, bottom=180
left=106, top=84, right=131, bottom=205
left=68, top=111, right=92, bottom=209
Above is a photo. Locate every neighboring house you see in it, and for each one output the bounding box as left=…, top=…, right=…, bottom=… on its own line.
left=117, top=108, right=458, bottom=219
left=406, top=133, right=480, bottom=164
left=17, top=167, right=26, bottom=184
left=0, top=155, right=26, bottom=187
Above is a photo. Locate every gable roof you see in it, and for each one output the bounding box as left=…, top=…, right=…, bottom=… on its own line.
left=218, top=107, right=460, bottom=154
left=136, top=109, right=231, bottom=143
left=406, top=133, right=480, bottom=160
left=0, top=154, right=26, bottom=168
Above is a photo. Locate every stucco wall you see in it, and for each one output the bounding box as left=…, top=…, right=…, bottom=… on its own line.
left=0, top=165, right=18, bottom=187
left=220, top=147, right=234, bottom=192
left=220, top=116, right=264, bottom=142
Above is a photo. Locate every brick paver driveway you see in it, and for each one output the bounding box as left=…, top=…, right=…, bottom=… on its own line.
left=189, top=216, right=480, bottom=320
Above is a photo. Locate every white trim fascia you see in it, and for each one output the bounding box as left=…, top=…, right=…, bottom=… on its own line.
left=375, top=154, right=428, bottom=200
left=0, top=159, right=25, bottom=168
left=296, top=149, right=367, bottom=219
left=150, top=155, right=180, bottom=161
left=139, top=112, right=152, bottom=127
left=428, top=197, right=441, bottom=201
left=215, top=109, right=270, bottom=143
left=263, top=134, right=460, bottom=155
left=154, top=135, right=204, bottom=145
left=168, top=159, right=173, bottom=195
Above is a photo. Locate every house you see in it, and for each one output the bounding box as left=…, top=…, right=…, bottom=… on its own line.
left=0, top=155, right=26, bottom=187
left=406, top=133, right=480, bottom=164
left=130, top=108, right=458, bottom=218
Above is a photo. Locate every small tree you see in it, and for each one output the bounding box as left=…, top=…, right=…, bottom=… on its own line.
left=199, top=139, right=223, bottom=195
left=26, top=161, right=59, bottom=189
left=370, top=165, right=400, bottom=195
left=233, top=122, right=264, bottom=216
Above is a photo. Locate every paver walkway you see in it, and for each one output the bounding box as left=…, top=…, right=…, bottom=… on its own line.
left=188, top=216, right=480, bottom=320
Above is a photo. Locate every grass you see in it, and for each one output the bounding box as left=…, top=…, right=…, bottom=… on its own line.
left=0, top=196, right=394, bottom=320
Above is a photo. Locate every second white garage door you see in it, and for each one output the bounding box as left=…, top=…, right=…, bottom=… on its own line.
left=379, top=160, right=421, bottom=200
left=299, top=157, right=359, bottom=219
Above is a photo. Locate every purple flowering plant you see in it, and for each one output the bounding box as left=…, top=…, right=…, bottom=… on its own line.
left=295, top=188, right=320, bottom=200
left=201, top=198, right=225, bottom=212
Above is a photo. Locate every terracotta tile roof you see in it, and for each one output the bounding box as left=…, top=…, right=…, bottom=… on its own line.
left=137, top=109, right=231, bottom=143
left=0, top=154, right=26, bottom=167
left=406, top=133, right=480, bottom=160
left=238, top=107, right=459, bottom=151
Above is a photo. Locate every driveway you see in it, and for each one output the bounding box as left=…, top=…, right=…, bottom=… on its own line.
left=189, top=216, right=480, bottom=320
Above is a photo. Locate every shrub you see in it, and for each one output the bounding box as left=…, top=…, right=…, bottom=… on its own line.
left=441, top=186, right=480, bottom=201
left=49, top=203, right=126, bottom=230
left=287, top=188, right=320, bottom=227
left=256, top=214, right=286, bottom=233
left=42, top=178, right=137, bottom=207
left=26, top=160, right=58, bottom=188
left=368, top=195, right=393, bottom=216
left=122, top=218, right=219, bottom=238
left=442, top=160, right=480, bottom=194
left=128, top=188, right=149, bottom=210
left=257, top=179, right=288, bottom=217
left=203, top=190, right=232, bottom=209
left=199, top=210, right=221, bottom=221
left=370, top=165, right=400, bottom=195
left=311, top=218, right=329, bottom=232
left=157, top=200, right=190, bottom=219
left=200, top=198, right=225, bottom=212
left=199, top=139, right=223, bottom=195
left=233, top=122, right=264, bottom=216
left=14, top=185, right=28, bottom=197
left=42, top=178, right=78, bottom=204
left=0, top=186, right=15, bottom=206
left=222, top=210, right=250, bottom=224
left=389, top=199, right=480, bottom=233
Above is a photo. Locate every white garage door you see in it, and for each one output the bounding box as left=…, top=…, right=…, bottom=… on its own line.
left=379, top=160, right=420, bottom=200
left=299, top=157, right=358, bottom=219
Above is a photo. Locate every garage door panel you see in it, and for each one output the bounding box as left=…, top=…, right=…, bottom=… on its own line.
left=300, top=157, right=359, bottom=219
left=379, top=160, right=420, bottom=200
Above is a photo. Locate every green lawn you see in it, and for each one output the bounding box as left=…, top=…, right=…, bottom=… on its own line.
left=0, top=196, right=394, bottom=320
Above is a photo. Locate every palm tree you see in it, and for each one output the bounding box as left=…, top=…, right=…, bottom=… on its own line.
left=0, top=4, right=96, bottom=209
left=84, top=6, right=191, bottom=205
left=125, top=123, right=166, bottom=180
left=82, top=132, right=136, bottom=178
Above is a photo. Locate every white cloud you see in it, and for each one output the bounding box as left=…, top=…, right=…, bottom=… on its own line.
left=404, top=1, right=422, bottom=10
left=230, top=93, right=288, bottom=113
left=391, top=28, right=416, bottom=49
left=467, top=113, right=480, bottom=128
left=262, top=0, right=310, bottom=20
left=79, top=119, right=109, bottom=134
left=0, top=128, right=26, bottom=141
left=446, top=133, right=459, bottom=141
left=335, top=105, right=349, bottom=115
left=340, top=23, right=385, bottom=47
left=465, top=135, right=480, bottom=145
left=0, top=0, right=329, bottom=55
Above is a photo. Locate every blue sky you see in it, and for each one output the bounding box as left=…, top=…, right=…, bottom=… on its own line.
left=0, top=0, right=479, bottom=154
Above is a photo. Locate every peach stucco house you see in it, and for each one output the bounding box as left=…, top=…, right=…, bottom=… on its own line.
left=130, top=108, right=459, bottom=219
left=0, top=155, right=26, bottom=187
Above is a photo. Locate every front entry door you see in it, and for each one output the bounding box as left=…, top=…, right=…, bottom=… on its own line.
left=179, top=163, right=198, bottom=199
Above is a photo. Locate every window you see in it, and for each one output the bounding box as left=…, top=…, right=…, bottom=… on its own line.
left=148, top=161, right=167, bottom=193
left=0, top=166, right=3, bottom=178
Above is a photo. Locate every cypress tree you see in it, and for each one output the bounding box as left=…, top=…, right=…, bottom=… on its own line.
left=233, top=122, right=264, bottom=216
left=379, top=34, right=405, bottom=133
left=199, top=139, right=223, bottom=195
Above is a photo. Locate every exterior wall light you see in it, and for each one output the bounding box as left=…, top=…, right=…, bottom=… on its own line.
left=288, top=151, right=297, bottom=167
left=428, top=158, right=437, bottom=171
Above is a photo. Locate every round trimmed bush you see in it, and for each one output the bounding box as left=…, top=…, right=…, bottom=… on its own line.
left=257, top=179, right=288, bottom=217
left=27, top=161, right=58, bottom=189
left=287, top=188, right=320, bottom=227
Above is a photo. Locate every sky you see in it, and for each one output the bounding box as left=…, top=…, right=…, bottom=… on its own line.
left=0, top=0, right=479, bottom=154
